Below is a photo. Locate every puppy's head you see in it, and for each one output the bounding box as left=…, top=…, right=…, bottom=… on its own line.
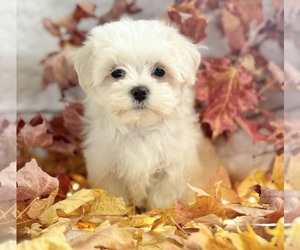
left=74, top=19, right=200, bottom=126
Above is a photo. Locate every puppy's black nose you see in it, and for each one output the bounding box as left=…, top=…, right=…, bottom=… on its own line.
left=131, top=86, right=149, bottom=102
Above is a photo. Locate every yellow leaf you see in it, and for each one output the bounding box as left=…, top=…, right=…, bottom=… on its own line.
left=17, top=229, right=72, bottom=250
left=69, top=223, right=137, bottom=249
left=185, top=223, right=235, bottom=250
left=272, top=154, right=284, bottom=190
left=38, top=189, right=105, bottom=224
left=27, top=188, right=58, bottom=219
left=90, top=193, right=131, bottom=216
left=266, top=217, right=284, bottom=248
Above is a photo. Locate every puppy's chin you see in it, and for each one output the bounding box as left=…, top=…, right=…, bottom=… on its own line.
left=116, top=109, right=163, bottom=126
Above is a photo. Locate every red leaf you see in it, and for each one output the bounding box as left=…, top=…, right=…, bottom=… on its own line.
left=42, top=45, right=79, bottom=90
left=221, top=9, right=246, bottom=52
left=17, top=159, right=59, bottom=201
left=195, top=57, right=258, bottom=138
left=18, top=114, right=53, bottom=148
left=168, top=1, right=207, bottom=43
left=62, top=101, right=84, bottom=140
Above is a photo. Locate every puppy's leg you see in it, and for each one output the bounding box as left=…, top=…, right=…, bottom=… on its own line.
left=88, top=173, right=131, bottom=205
left=146, top=171, right=190, bottom=210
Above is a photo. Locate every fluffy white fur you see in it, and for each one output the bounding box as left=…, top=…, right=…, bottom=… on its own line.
left=74, top=19, right=221, bottom=210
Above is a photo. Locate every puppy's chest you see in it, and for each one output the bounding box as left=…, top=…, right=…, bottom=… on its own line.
left=93, top=127, right=185, bottom=177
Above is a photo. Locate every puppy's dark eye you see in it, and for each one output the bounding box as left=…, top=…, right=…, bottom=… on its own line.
left=153, top=67, right=165, bottom=77
left=111, top=69, right=125, bottom=79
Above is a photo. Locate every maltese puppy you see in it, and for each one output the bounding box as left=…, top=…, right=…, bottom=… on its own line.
left=74, top=19, right=221, bottom=210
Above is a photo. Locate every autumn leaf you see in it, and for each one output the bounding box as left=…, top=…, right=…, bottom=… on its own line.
left=168, top=0, right=207, bottom=43
left=38, top=189, right=106, bottom=224
left=17, top=159, right=59, bottom=201
left=42, top=45, right=79, bottom=91
left=175, top=195, right=234, bottom=223
left=62, top=101, right=84, bottom=140
left=253, top=185, right=283, bottom=211
left=221, top=9, right=246, bottom=52
left=195, top=57, right=258, bottom=138
left=17, top=229, right=72, bottom=250
left=0, top=162, right=16, bottom=201
left=18, top=114, right=53, bottom=148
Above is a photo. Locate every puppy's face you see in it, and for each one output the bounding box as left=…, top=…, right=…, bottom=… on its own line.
left=74, top=20, right=200, bottom=126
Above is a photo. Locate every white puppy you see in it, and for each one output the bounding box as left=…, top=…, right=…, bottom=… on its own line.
left=74, top=19, right=221, bottom=210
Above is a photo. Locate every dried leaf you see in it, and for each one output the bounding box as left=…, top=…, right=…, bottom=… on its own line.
left=17, top=229, right=72, bottom=250
left=221, top=9, right=246, bottom=51
left=0, top=162, right=16, bottom=201
left=62, top=101, right=84, bottom=140
left=27, top=188, right=58, bottom=219
left=69, top=223, right=137, bottom=249
left=38, top=189, right=105, bottom=224
left=18, top=115, right=53, bottom=148
left=195, top=57, right=258, bottom=138
left=17, top=159, right=59, bottom=201
left=42, top=45, right=79, bottom=91
left=253, top=185, right=283, bottom=210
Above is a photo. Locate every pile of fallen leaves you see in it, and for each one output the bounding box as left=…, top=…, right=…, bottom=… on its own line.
left=1, top=157, right=292, bottom=249
left=1, top=0, right=298, bottom=249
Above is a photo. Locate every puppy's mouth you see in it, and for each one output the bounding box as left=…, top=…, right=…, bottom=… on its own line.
left=132, top=101, right=147, bottom=110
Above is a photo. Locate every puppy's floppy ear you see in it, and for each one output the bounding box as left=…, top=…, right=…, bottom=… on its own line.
left=74, top=41, right=94, bottom=92
left=179, top=40, right=201, bottom=85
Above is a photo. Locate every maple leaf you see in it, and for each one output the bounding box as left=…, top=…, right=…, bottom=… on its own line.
left=17, top=159, right=59, bottom=201
left=42, top=45, right=79, bottom=91
left=195, top=57, right=259, bottom=138
left=17, top=114, right=53, bottom=148
left=168, top=0, right=207, bottom=43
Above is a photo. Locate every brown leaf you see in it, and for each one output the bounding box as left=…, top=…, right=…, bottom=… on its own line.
left=253, top=185, right=283, bottom=210
left=168, top=4, right=207, bottom=43
left=175, top=196, right=233, bottom=223
left=195, top=57, right=258, bottom=138
left=18, top=114, right=53, bottom=148
left=17, top=159, right=59, bottom=201
left=62, top=101, right=84, bottom=140
left=42, top=45, right=79, bottom=91
left=221, top=9, right=246, bottom=52
left=73, top=2, right=96, bottom=20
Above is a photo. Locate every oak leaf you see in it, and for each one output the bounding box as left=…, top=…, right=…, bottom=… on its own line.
left=195, top=57, right=259, bottom=138
left=17, top=159, right=59, bottom=201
